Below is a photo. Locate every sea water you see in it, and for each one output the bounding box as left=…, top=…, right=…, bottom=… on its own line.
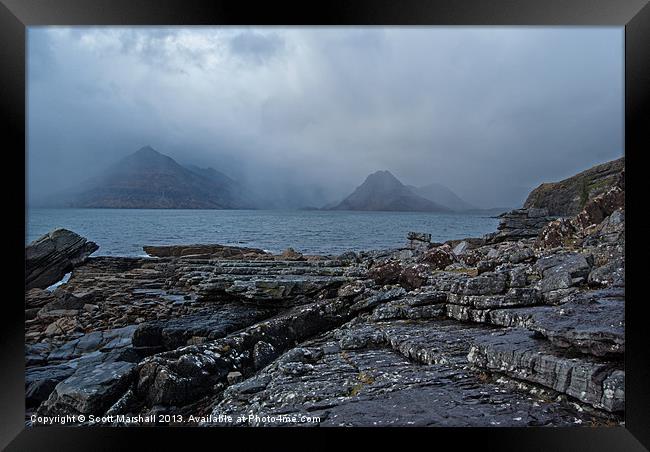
left=27, top=208, right=500, bottom=257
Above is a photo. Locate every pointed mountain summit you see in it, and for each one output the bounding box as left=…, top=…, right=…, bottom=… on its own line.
left=61, top=146, right=260, bottom=209
left=330, top=170, right=451, bottom=212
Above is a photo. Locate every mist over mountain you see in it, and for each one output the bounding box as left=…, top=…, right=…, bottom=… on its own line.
left=39, top=146, right=261, bottom=209
left=27, top=28, right=624, bottom=210
left=407, top=183, right=476, bottom=212
left=330, top=171, right=451, bottom=212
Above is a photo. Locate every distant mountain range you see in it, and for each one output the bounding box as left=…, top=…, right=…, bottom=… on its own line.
left=35, top=146, right=501, bottom=212
left=42, top=146, right=261, bottom=209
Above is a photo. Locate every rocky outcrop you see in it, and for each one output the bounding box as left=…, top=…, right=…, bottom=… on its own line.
left=489, top=288, right=624, bottom=357
left=24, top=160, right=626, bottom=426
left=536, top=176, right=625, bottom=251
left=467, top=329, right=623, bottom=412
left=484, top=208, right=557, bottom=243
left=524, top=157, right=624, bottom=216
left=132, top=296, right=356, bottom=408
left=26, top=229, right=99, bottom=290
left=131, top=304, right=274, bottom=352
left=143, top=244, right=268, bottom=259
left=189, top=259, right=360, bottom=306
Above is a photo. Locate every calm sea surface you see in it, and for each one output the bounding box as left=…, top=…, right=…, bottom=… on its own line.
left=27, top=209, right=500, bottom=257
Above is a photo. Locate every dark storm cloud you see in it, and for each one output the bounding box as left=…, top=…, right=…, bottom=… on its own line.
left=27, top=27, right=623, bottom=208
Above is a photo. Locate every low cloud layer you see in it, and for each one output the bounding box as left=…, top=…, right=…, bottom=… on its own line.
left=28, top=27, right=624, bottom=208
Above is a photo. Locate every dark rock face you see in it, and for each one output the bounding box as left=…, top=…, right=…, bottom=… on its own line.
left=40, top=360, right=137, bottom=415
left=26, top=229, right=98, bottom=290
left=133, top=296, right=356, bottom=407
left=27, top=325, right=140, bottom=409
left=132, top=305, right=274, bottom=351
left=524, top=157, right=624, bottom=216
left=489, top=288, right=624, bottom=357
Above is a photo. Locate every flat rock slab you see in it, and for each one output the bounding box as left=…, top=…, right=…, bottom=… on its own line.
left=207, top=320, right=616, bottom=426
left=39, top=360, right=137, bottom=415
left=182, top=259, right=362, bottom=306
left=467, top=328, right=623, bottom=412
left=489, top=288, right=624, bottom=357
left=143, top=244, right=268, bottom=258
left=48, top=325, right=138, bottom=361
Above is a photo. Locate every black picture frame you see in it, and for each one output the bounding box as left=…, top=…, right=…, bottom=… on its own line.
left=2, top=0, right=648, bottom=449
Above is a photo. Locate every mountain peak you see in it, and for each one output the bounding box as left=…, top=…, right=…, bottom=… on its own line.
left=59, top=146, right=261, bottom=209
left=362, top=170, right=404, bottom=191
left=330, top=170, right=450, bottom=212
left=134, top=145, right=161, bottom=156
left=367, top=169, right=396, bottom=179
left=123, top=146, right=178, bottom=168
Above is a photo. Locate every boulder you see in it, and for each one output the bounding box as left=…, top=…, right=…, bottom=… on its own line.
left=407, top=232, right=431, bottom=243
left=44, top=317, right=79, bottom=337
left=588, top=258, right=624, bottom=288
left=452, top=241, right=470, bottom=256
left=39, top=360, right=137, bottom=415
left=574, top=186, right=625, bottom=230
left=280, top=248, right=304, bottom=261
left=535, top=218, right=579, bottom=250
left=535, top=252, right=591, bottom=294
left=419, top=245, right=455, bottom=269
left=398, top=263, right=431, bottom=290
left=368, top=260, right=403, bottom=285
left=26, top=229, right=98, bottom=290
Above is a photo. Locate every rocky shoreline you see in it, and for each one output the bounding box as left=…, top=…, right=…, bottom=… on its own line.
left=25, top=168, right=625, bottom=427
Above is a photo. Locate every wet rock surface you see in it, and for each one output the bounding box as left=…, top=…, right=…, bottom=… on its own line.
left=25, top=168, right=625, bottom=426
left=206, top=320, right=617, bottom=426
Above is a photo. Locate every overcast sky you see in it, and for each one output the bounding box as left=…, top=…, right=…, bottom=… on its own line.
left=27, top=27, right=624, bottom=208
